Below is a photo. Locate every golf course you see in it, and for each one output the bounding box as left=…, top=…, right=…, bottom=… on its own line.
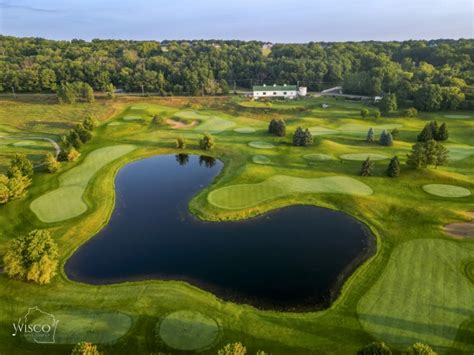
left=0, top=94, right=473, bottom=355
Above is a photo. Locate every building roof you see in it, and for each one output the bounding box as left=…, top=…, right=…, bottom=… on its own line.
left=253, top=85, right=297, bottom=92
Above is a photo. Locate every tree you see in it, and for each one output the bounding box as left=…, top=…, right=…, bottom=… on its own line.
left=408, top=343, right=437, bottom=355
left=441, top=86, right=465, bottom=110
left=7, top=154, right=33, bottom=178
left=387, top=156, right=400, bottom=177
left=406, top=140, right=448, bottom=169
left=406, top=142, right=427, bottom=169
left=436, top=122, right=448, bottom=141
left=379, top=129, right=393, bottom=146
left=360, top=157, right=374, bottom=176
left=374, top=110, right=381, bottom=119
left=366, top=128, right=375, bottom=142
left=391, top=128, right=399, bottom=140
left=361, top=108, right=369, bottom=118
left=3, top=230, right=59, bottom=285
left=67, top=147, right=81, bottom=162
left=83, top=116, right=97, bottom=131
left=378, top=93, right=397, bottom=115
left=7, top=168, right=32, bottom=199
left=357, top=341, right=392, bottom=355
left=80, top=82, right=95, bottom=103
left=417, top=124, right=433, bottom=142
left=303, top=128, right=313, bottom=146
left=217, top=342, right=247, bottom=355
left=414, top=84, right=443, bottom=111
left=403, top=107, right=418, bottom=117
left=175, top=137, right=186, bottom=149
left=293, top=127, right=305, bottom=146
left=200, top=133, right=215, bottom=150
left=0, top=174, right=9, bottom=204
left=74, top=124, right=92, bottom=143
left=71, top=342, right=100, bottom=355
left=268, top=119, right=286, bottom=137
left=44, top=153, right=60, bottom=173
left=105, top=83, right=116, bottom=100
left=67, top=130, right=83, bottom=149
left=57, top=83, right=77, bottom=104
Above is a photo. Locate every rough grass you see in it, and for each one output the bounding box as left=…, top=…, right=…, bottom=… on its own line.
left=234, top=127, right=256, bottom=133
left=252, top=155, right=272, bottom=165
left=157, top=310, right=220, bottom=351
left=248, top=141, right=275, bottom=149
left=25, top=310, right=132, bottom=344
left=303, top=153, right=334, bottom=161
left=340, top=153, right=389, bottom=161
left=422, top=184, right=471, bottom=198
left=358, top=239, right=474, bottom=352
left=30, top=145, right=136, bottom=222
left=208, top=175, right=373, bottom=209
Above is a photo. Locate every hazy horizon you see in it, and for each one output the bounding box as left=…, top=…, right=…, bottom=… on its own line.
left=1, top=0, right=473, bottom=42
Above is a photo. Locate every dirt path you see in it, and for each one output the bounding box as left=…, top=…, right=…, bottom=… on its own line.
left=444, top=212, right=474, bottom=238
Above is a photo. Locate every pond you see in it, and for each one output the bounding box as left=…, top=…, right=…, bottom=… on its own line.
left=65, top=154, right=375, bottom=310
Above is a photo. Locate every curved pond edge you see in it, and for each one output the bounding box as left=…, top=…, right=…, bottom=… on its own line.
left=59, top=149, right=380, bottom=313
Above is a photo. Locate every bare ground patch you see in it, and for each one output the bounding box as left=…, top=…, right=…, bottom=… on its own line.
left=444, top=212, right=474, bottom=239
left=165, top=118, right=197, bottom=129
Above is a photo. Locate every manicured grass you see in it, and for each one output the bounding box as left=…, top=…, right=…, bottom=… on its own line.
left=422, top=184, right=471, bottom=198
left=195, top=117, right=236, bottom=133
left=252, top=155, right=272, bottom=165
left=466, top=261, right=474, bottom=283
left=107, top=122, right=125, bottom=126
left=123, top=116, right=143, bottom=121
left=444, top=115, right=472, bottom=119
left=157, top=310, right=220, bottom=351
left=234, top=127, right=256, bottom=133
left=340, top=153, right=389, bottom=161
left=308, top=126, right=339, bottom=136
left=445, top=144, right=474, bottom=161
left=248, top=141, right=275, bottom=149
left=12, top=140, right=48, bottom=147
left=30, top=145, right=136, bottom=222
left=358, top=239, right=474, bottom=352
left=25, top=310, right=132, bottom=344
left=208, top=175, right=373, bottom=209
left=303, top=153, right=334, bottom=161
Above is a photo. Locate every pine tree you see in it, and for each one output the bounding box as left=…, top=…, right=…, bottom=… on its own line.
left=303, top=129, right=313, bottom=146
left=406, top=142, right=427, bottom=168
left=387, top=156, right=400, bottom=177
left=417, top=123, right=433, bottom=142
left=429, top=120, right=439, bottom=139
left=434, top=142, right=449, bottom=168
left=293, top=127, right=304, bottom=146
left=379, top=129, right=393, bottom=146
left=366, top=128, right=375, bottom=142
left=360, top=157, right=374, bottom=176
left=275, top=119, right=286, bottom=137
left=436, top=122, right=449, bottom=141
left=268, top=119, right=276, bottom=134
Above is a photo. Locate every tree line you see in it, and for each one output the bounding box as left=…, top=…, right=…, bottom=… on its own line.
left=1, top=36, right=473, bottom=110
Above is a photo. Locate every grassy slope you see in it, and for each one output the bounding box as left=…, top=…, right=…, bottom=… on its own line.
left=0, top=95, right=473, bottom=354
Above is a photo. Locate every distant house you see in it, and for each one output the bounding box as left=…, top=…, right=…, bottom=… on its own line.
left=252, top=84, right=300, bottom=99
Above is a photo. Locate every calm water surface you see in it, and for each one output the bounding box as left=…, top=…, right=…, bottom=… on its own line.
left=65, top=154, right=374, bottom=310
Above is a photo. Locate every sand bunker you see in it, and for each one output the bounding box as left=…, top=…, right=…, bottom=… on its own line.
left=444, top=212, right=474, bottom=238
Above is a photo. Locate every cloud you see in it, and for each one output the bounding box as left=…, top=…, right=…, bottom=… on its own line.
left=0, top=2, right=58, bottom=13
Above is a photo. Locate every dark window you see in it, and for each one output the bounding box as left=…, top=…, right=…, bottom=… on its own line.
left=263, top=92, right=266, bottom=95
left=283, top=92, right=287, bottom=95
left=273, top=92, right=277, bottom=95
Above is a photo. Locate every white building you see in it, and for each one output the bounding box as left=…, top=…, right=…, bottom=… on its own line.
left=252, top=84, right=299, bottom=99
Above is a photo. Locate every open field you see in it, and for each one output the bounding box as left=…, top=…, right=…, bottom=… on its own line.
left=0, top=95, right=473, bottom=354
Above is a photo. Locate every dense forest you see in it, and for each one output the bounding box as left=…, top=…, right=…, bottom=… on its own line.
left=1, top=36, right=473, bottom=110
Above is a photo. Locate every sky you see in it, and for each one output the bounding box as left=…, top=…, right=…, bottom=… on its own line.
left=0, top=0, right=473, bottom=42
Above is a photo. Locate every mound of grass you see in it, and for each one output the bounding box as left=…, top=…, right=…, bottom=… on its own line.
left=252, top=155, right=272, bottom=165
left=122, top=116, right=143, bottom=121
left=248, top=141, right=275, bottom=149
left=358, top=239, right=474, bottom=351
left=303, top=153, right=334, bottom=161
left=195, top=117, right=235, bottom=133
left=340, top=153, right=389, bottom=161
left=422, top=184, right=471, bottom=198
left=444, top=115, right=472, bottom=119
left=25, top=310, right=132, bottom=344
left=308, top=126, right=339, bottom=136
left=208, top=175, right=373, bottom=210
left=30, top=145, right=136, bottom=222
left=158, top=311, right=220, bottom=351
left=234, top=127, right=256, bottom=133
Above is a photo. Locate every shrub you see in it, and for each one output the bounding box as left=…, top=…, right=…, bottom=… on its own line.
left=44, top=153, right=61, bottom=173
left=293, top=127, right=313, bottom=146
left=357, top=341, right=392, bottom=355
left=175, top=137, right=186, bottom=149
left=7, top=154, right=33, bottom=179
left=360, top=157, right=374, bottom=176
left=71, top=342, right=100, bottom=355
left=361, top=108, right=369, bottom=117
left=200, top=133, right=215, bottom=150
left=217, top=342, right=247, bottom=355
left=366, top=128, right=375, bottom=142
left=374, top=110, right=381, bottom=119
left=408, top=343, right=437, bottom=355
left=379, top=129, right=393, bottom=146
left=387, top=156, right=400, bottom=177
left=403, top=107, right=418, bottom=117
left=4, top=230, right=59, bottom=285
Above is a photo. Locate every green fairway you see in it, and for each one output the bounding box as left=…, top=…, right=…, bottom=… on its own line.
left=123, top=116, right=143, bottom=121
left=358, top=239, right=474, bottom=352
left=340, top=153, right=389, bottom=161
left=30, top=145, right=136, bottom=222
left=25, top=310, right=132, bottom=344
left=308, top=126, right=339, bottom=136
left=108, top=122, right=125, bottom=126
left=303, top=153, right=334, bottom=161
left=248, top=141, right=275, bottom=149
left=234, top=127, right=256, bottom=133
left=444, top=115, right=472, bottom=119
left=208, top=175, right=373, bottom=209
left=252, top=155, right=272, bottom=165
left=422, top=184, right=471, bottom=197
left=195, top=117, right=236, bottom=133
left=445, top=144, right=474, bottom=161
left=157, top=311, right=220, bottom=350
left=466, top=261, right=474, bottom=283
left=12, top=140, right=48, bottom=147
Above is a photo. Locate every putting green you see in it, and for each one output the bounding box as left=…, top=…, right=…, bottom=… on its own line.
left=158, top=311, right=220, bottom=351
left=340, top=153, right=389, bottom=161
left=208, top=175, right=373, bottom=210
left=248, top=141, right=275, bottom=149
left=358, top=239, right=474, bottom=350
left=445, top=144, right=474, bottom=161
left=25, top=310, right=132, bottom=344
left=422, top=184, right=471, bottom=198
left=234, top=127, right=256, bottom=133
left=252, top=155, right=272, bottom=165
left=30, top=145, right=136, bottom=222
left=122, top=116, right=143, bottom=121
left=303, top=153, right=334, bottom=161
left=195, top=117, right=236, bottom=133
left=175, top=111, right=209, bottom=120
left=444, top=115, right=472, bottom=119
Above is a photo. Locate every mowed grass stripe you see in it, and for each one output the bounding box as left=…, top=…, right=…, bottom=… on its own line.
left=30, top=145, right=136, bottom=222
left=357, top=239, right=474, bottom=352
left=208, top=175, right=373, bottom=209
